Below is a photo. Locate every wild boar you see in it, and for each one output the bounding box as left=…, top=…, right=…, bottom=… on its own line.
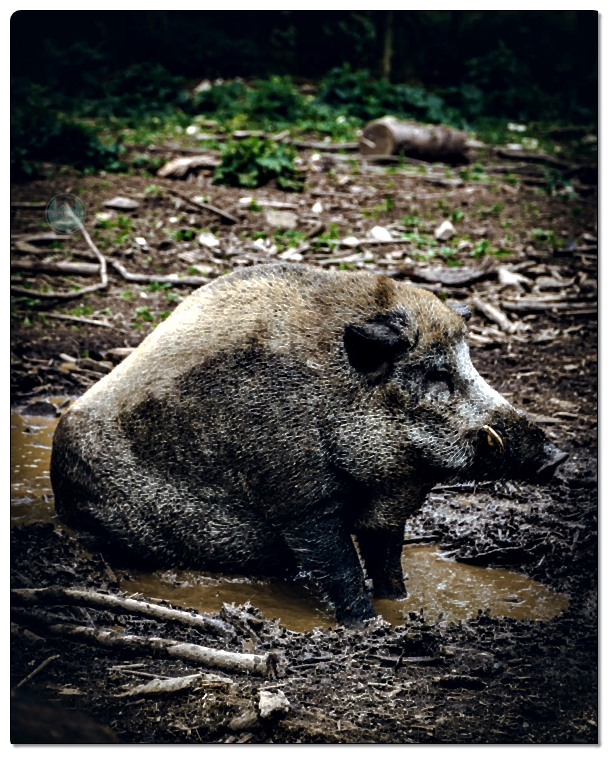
left=50, top=264, right=567, bottom=625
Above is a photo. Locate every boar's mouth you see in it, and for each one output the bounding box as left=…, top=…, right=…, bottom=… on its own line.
left=455, top=425, right=569, bottom=486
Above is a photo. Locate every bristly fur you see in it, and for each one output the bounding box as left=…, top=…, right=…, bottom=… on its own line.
left=50, top=263, right=564, bottom=624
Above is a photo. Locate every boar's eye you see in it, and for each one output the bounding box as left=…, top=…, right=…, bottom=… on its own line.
left=424, top=369, right=454, bottom=397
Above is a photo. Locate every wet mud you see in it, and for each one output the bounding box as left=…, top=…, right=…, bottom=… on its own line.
left=11, top=152, right=597, bottom=743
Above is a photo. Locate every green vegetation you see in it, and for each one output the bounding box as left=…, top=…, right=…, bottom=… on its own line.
left=11, top=12, right=595, bottom=180
left=213, top=137, right=304, bottom=190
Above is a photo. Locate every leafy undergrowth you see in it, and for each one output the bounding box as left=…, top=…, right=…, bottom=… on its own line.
left=11, top=63, right=597, bottom=180
left=213, top=137, right=304, bottom=191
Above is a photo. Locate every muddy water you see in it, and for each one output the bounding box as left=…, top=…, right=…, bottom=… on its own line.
left=11, top=408, right=60, bottom=525
left=12, top=406, right=568, bottom=631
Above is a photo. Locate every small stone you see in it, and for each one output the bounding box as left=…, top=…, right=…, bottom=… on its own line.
left=311, top=201, right=323, bottom=214
left=239, top=197, right=255, bottom=205
left=258, top=690, right=291, bottom=720
left=582, top=232, right=597, bottom=243
left=103, top=196, right=140, bottom=210
left=135, top=237, right=148, bottom=248
left=340, top=236, right=361, bottom=247
left=279, top=249, right=304, bottom=262
left=435, top=220, right=457, bottom=241
left=198, top=232, right=220, bottom=248
left=265, top=210, right=297, bottom=230
left=497, top=268, right=531, bottom=287
left=369, top=226, right=393, bottom=242
left=228, top=709, right=259, bottom=732
left=94, top=212, right=114, bottom=226
left=21, top=401, right=58, bottom=417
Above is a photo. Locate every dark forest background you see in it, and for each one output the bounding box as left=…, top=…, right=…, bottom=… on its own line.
left=11, top=10, right=597, bottom=177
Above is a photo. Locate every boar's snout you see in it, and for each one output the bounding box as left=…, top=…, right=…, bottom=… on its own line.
left=467, top=410, right=569, bottom=485
left=533, top=443, right=569, bottom=483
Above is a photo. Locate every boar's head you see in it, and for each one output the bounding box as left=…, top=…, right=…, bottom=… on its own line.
left=341, top=292, right=567, bottom=489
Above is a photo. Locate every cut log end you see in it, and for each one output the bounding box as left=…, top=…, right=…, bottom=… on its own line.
left=360, top=118, right=469, bottom=164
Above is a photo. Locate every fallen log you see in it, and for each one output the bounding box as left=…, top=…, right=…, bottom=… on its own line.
left=11, top=586, right=234, bottom=638
left=360, top=117, right=469, bottom=163
left=11, top=609, right=272, bottom=675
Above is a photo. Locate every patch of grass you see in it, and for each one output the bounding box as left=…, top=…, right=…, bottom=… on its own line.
left=120, top=290, right=134, bottom=300
left=450, top=210, right=465, bottom=223
left=471, top=239, right=493, bottom=258
left=116, top=215, right=134, bottom=230
left=170, top=228, right=196, bottom=242
left=274, top=229, right=307, bottom=246
left=134, top=306, right=154, bottom=323
left=69, top=304, right=93, bottom=317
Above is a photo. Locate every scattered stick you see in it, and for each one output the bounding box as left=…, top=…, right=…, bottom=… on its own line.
left=470, top=296, right=518, bottom=334
left=106, top=258, right=208, bottom=287
left=500, top=299, right=596, bottom=313
left=11, top=260, right=101, bottom=276
left=12, top=654, right=60, bottom=693
left=11, top=609, right=271, bottom=676
left=11, top=202, right=48, bottom=209
left=11, top=587, right=234, bottom=638
left=290, top=139, right=358, bottom=152
left=48, top=313, right=114, bottom=328
left=114, top=672, right=233, bottom=699
left=495, top=149, right=571, bottom=171
left=10, top=208, right=107, bottom=301
left=165, top=188, right=239, bottom=224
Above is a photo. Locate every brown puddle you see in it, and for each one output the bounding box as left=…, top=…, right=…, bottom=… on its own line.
left=12, top=404, right=569, bottom=631
left=11, top=407, right=61, bottom=525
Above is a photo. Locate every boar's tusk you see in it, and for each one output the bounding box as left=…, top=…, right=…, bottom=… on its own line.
left=483, top=425, right=504, bottom=454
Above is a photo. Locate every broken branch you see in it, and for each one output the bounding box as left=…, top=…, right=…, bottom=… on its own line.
left=11, top=587, right=234, bottom=638
left=10, top=207, right=107, bottom=301
left=11, top=609, right=271, bottom=675
left=106, top=258, right=208, bottom=287
left=13, top=654, right=60, bottom=692
left=165, top=188, right=239, bottom=224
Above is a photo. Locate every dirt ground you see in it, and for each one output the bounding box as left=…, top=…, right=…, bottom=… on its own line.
left=10, top=141, right=597, bottom=743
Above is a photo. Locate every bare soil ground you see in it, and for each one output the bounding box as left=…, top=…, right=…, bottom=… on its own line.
left=10, top=144, right=597, bottom=744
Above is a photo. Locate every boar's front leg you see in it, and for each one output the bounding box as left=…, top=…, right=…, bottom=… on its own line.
left=277, top=506, right=377, bottom=625
left=355, top=526, right=406, bottom=600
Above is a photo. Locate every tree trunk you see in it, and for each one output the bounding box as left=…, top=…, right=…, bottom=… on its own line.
left=360, top=117, right=469, bottom=164
left=381, top=11, right=393, bottom=81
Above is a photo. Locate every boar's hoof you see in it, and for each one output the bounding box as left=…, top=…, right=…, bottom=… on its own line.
left=534, top=445, right=569, bottom=483
left=337, top=597, right=378, bottom=627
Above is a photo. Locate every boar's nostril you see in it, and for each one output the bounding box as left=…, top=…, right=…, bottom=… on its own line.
left=483, top=425, right=504, bottom=454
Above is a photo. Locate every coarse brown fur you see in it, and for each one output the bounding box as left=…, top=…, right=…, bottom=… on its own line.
left=51, top=264, right=565, bottom=624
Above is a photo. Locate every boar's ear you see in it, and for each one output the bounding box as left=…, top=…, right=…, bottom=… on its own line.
left=446, top=300, right=471, bottom=322
left=344, top=320, right=412, bottom=380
